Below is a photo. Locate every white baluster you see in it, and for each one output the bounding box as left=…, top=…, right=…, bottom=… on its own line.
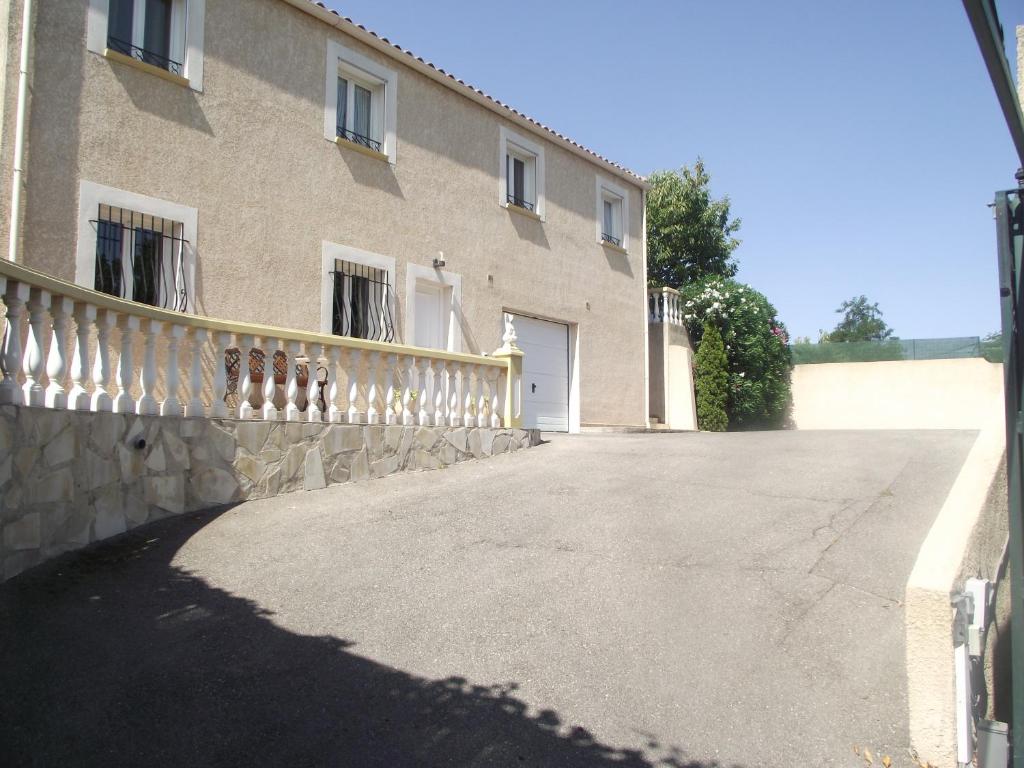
left=210, top=330, right=231, bottom=418
left=136, top=319, right=162, bottom=416
left=401, top=354, right=415, bottom=426
left=0, top=281, right=29, bottom=405
left=90, top=310, right=115, bottom=412
left=185, top=327, right=207, bottom=418
left=113, top=315, right=140, bottom=414
left=261, top=338, right=280, bottom=420
left=237, top=334, right=254, bottom=419
left=44, top=296, right=72, bottom=409
left=22, top=288, right=49, bottom=407
left=307, top=344, right=324, bottom=422
left=448, top=362, right=461, bottom=427
left=462, top=363, right=474, bottom=427
left=347, top=348, right=364, bottom=424
left=68, top=303, right=95, bottom=411
left=327, top=346, right=342, bottom=423
left=488, top=367, right=501, bottom=427
left=383, top=352, right=397, bottom=425
left=161, top=324, right=186, bottom=416
left=475, top=365, right=487, bottom=430
left=432, top=359, right=444, bottom=426
left=366, top=350, right=380, bottom=424
left=416, top=357, right=430, bottom=426
left=496, top=368, right=507, bottom=428
left=284, top=340, right=300, bottom=421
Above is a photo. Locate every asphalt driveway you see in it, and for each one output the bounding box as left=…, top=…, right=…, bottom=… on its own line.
left=0, top=430, right=977, bottom=767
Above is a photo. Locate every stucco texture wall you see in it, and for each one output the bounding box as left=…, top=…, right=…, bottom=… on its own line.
left=0, top=0, right=648, bottom=427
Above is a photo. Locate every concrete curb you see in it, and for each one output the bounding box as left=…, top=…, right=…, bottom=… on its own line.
left=905, top=416, right=1006, bottom=766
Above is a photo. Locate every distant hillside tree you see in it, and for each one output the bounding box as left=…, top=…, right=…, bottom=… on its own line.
left=827, top=295, right=893, bottom=342
left=646, top=158, right=741, bottom=288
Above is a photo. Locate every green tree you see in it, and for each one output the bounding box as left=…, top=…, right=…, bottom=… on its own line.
left=694, top=321, right=729, bottom=432
left=828, top=295, right=893, bottom=342
left=646, top=158, right=741, bottom=288
left=682, top=278, right=792, bottom=429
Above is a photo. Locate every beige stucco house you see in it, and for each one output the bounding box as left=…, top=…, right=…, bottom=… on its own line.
left=0, top=0, right=650, bottom=431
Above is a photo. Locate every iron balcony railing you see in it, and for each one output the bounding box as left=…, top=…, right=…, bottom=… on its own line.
left=507, top=194, right=535, bottom=212
left=91, top=206, right=190, bottom=313
left=107, top=36, right=183, bottom=77
left=601, top=232, right=622, bottom=247
left=336, top=126, right=383, bottom=153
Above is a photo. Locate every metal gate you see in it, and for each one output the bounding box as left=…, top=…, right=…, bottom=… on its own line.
left=994, top=189, right=1024, bottom=766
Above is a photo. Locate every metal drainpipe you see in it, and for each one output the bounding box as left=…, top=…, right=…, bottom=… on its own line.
left=7, top=0, right=33, bottom=263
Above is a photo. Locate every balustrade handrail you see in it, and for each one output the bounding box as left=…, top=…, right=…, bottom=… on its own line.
left=647, top=286, right=680, bottom=297
left=0, top=259, right=505, bottom=370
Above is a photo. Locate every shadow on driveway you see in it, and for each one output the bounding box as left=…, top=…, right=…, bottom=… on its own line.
left=0, top=509, right=737, bottom=768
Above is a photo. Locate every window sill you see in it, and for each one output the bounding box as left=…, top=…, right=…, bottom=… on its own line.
left=334, top=136, right=391, bottom=163
left=601, top=240, right=628, bottom=256
left=103, top=48, right=190, bottom=88
left=504, top=202, right=542, bottom=222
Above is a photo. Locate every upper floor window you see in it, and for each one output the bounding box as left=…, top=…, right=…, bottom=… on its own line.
left=107, top=0, right=185, bottom=76
left=324, top=40, right=398, bottom=163
left=87, top=0, right=206, bottom=90
left=336, top=65, right=385, bottom=153
left=499, top=127, right=545, bottom=220
left=596, top=178, right=629, bottom=252
left=75, top=181, right=198, bottom=313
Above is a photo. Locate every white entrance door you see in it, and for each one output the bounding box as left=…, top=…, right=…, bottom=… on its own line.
left=513, top=314, right=569, bottom=432
left=414, top=281, right=446, bottom=349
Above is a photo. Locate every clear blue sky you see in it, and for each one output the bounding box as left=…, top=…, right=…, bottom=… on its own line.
left=325, top=0, right=1024, bottom=341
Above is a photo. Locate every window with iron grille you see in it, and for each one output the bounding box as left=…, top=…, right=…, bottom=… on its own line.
left=331, top=259, right=394, bottom=342
left=92, top=205, right=190, bottom=311
left=107, top=0, right=187, bottom=76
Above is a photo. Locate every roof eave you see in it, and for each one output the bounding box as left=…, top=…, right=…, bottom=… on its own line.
left=280, top=0, right=650, bottom=190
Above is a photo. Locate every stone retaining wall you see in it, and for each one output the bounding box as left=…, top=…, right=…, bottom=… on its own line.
left=0, top=404, right=539, bottom=581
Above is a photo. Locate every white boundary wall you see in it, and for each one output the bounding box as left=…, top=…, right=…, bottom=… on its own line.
left=791, top=358, right=1004, bottom=430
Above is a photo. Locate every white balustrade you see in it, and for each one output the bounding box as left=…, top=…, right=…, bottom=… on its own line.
left=161, top=324, right=186, bottom=417
left=347, top=348, right=363, bottom=424
left=366, top=350, right=380, bottom=424
left=414, top=357, right=428, bottom=426
left=137, top=319, right=162, bottom=416
left=432, top=359, right=444, bottom=426
left=113, top=315, right=140, bottom=414
left=0, top=263, right=518, bottom=435
left=22, top=288, right=48, bottom=407
left=462, top=364, right=474, bottom=427
left=327, top=346, right=342, bottom=423
left=448, top=364, right=461, bottom=427
left=401, top=355, right=415, bottom=426
left=44, top=296, right=71, bottom=409
left=186, top=327, right=207, bottom=418
left=284, top=340, right=300, bottom=421
left=383, top=352, right=397, bottom=425
left=0, top=281, right=29, bottom=405
left=211, top=331, right=231, bottom=418
left=648, top=287, right=685, bottom=327
left=238, top=334, right=254, bottom=419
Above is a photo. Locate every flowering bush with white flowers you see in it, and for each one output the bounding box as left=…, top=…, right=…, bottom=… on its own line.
left=680, top=277, right=792, bottom=429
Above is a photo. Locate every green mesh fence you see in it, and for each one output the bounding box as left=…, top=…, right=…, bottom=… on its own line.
left=790, top=337, right=995, bottom=365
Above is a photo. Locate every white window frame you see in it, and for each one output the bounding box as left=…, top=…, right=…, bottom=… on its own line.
left=320, top=241, right=397, bottom=336
left=324, top=40, right=398, bottom=164
left=75, top=180, right=198, bottom=313
left=499, top=126, right=545, bottom=220
left=405, top=263, right=463, bottom=352
left=86, top=0, right=206, bottom=91
left=596, top=177, right=629, bottom=252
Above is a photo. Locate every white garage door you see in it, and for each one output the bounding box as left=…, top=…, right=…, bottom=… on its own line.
left=513, top=314, right=570, bottom=432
